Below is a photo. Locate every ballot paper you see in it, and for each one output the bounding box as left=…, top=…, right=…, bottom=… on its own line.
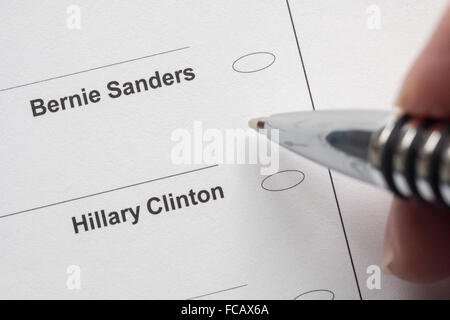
left=0, top=0, right=448, bottom=299
left=288, top=0, right=450, bottom=299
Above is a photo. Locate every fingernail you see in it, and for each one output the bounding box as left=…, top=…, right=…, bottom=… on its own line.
left=382, top=242, right=394, bottom=275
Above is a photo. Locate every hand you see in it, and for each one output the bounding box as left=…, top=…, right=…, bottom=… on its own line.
left=382, top=4, right=450, bottom=282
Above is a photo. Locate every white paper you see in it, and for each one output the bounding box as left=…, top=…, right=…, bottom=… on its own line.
left=0, top=0, right=448, bottom=299
left=287, top=0, right=450, bottom=299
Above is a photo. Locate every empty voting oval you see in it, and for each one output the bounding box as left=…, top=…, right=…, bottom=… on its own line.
left=232, top=52, right=276, bottom=73
left=261, top=170, right=305, bottom=192
left=294, top=290, right=335, bottom=300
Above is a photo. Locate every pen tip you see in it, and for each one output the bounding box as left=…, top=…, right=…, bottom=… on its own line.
left=248, top=117, right=267, bottom=131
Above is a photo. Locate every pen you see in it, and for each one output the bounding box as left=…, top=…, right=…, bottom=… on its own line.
left=249, top=110, right=450, bottom=208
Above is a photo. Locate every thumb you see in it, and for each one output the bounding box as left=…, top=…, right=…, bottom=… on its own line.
left=396, top=4, right=450, bottom=118
left=382, top=4, right=450, bottom=282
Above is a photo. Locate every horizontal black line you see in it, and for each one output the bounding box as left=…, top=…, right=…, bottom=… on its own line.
left=187, top=284, right=248, bottom=300
left=0, top=46, right=190, bottom=93
left=0, top=164, right=218, bottom=220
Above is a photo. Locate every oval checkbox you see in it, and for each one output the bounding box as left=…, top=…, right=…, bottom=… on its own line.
left=232, top=52, right=276, bottom=73
left=261, top=170, right=305, bottom=192
left=294, top=289, right=335, bottom=300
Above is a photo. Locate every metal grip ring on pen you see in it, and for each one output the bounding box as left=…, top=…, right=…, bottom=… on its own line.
left=369, top=114, right=450, bottom=208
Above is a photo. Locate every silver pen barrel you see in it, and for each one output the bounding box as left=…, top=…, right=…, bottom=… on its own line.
left=251, top=110, right=450, bottom=208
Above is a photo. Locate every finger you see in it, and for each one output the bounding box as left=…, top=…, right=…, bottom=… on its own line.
left=382, top=199, right=450, bottom=283
left=396, top=5, right=450, bottom=118
left=385, top=5, right=450, bottom=282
